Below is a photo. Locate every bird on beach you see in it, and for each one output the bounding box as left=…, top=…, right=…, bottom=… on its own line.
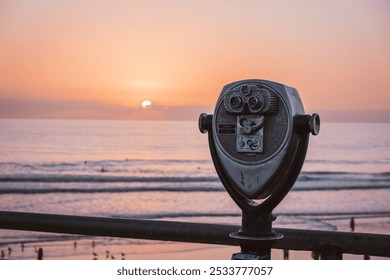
left=92, top=252, right=98, bottom=260
left=121, top=252, right=125, bottom=260
left=106, top=250, right=110, bottom=258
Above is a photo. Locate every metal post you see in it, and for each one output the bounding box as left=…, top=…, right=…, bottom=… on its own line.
left=230, top=212, right=282, bottom=260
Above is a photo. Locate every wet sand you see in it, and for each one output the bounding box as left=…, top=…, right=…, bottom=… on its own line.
left=0, top=238, right=314, bottom=260
left=3, top=239, right=387, bottom=260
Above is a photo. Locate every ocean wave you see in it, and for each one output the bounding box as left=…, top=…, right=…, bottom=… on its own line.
left=306, top=158, right=390, bottom=165
left=1, top=171, right=389, bottom=182
left=0, top=174, right=220, bottom=183
left=292, top=185, right=390, bottom=191
left=0, top=186, right=224, bottom=195
left=297, top=171, right=390, bottom=182
left=113, top=210, right=390, bottom=221
left=114, top=212, right=242, bottom=220
left=0, top=182, right=388, bottom=195
left=0, top=159, right=212, bottom=169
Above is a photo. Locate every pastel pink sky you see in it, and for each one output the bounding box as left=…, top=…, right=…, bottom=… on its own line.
left=0, top=0, right=389, bottom=120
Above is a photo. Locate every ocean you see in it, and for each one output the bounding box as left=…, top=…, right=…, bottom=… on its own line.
left=0, top=119, right=389, bottom=259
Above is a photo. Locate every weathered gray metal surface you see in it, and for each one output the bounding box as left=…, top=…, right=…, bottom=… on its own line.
left=0, top=210, right=389, bottom=258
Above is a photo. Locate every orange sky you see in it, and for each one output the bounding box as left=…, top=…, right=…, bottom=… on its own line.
left=0, top=0, right=389, bottom=120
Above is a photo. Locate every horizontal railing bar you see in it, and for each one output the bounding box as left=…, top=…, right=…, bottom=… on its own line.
left=0, top=211, right=389, bottom=257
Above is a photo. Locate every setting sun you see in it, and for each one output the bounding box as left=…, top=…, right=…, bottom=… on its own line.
left=141, top=100, right=152, bottom=109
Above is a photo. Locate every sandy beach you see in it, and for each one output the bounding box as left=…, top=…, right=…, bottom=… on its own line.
left=1, top=238, right=310, bottom=260
left=3, top=237, right=387, bottom=261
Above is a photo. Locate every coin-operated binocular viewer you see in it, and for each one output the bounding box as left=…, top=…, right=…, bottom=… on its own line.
left=199, top=79, right=320, bottom=260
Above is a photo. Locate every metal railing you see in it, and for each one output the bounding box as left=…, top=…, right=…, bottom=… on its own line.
left=0, top=210, right=389, bottom=259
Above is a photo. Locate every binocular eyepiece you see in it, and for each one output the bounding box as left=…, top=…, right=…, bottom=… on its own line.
left=225, top=84, right=278, bottom=114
